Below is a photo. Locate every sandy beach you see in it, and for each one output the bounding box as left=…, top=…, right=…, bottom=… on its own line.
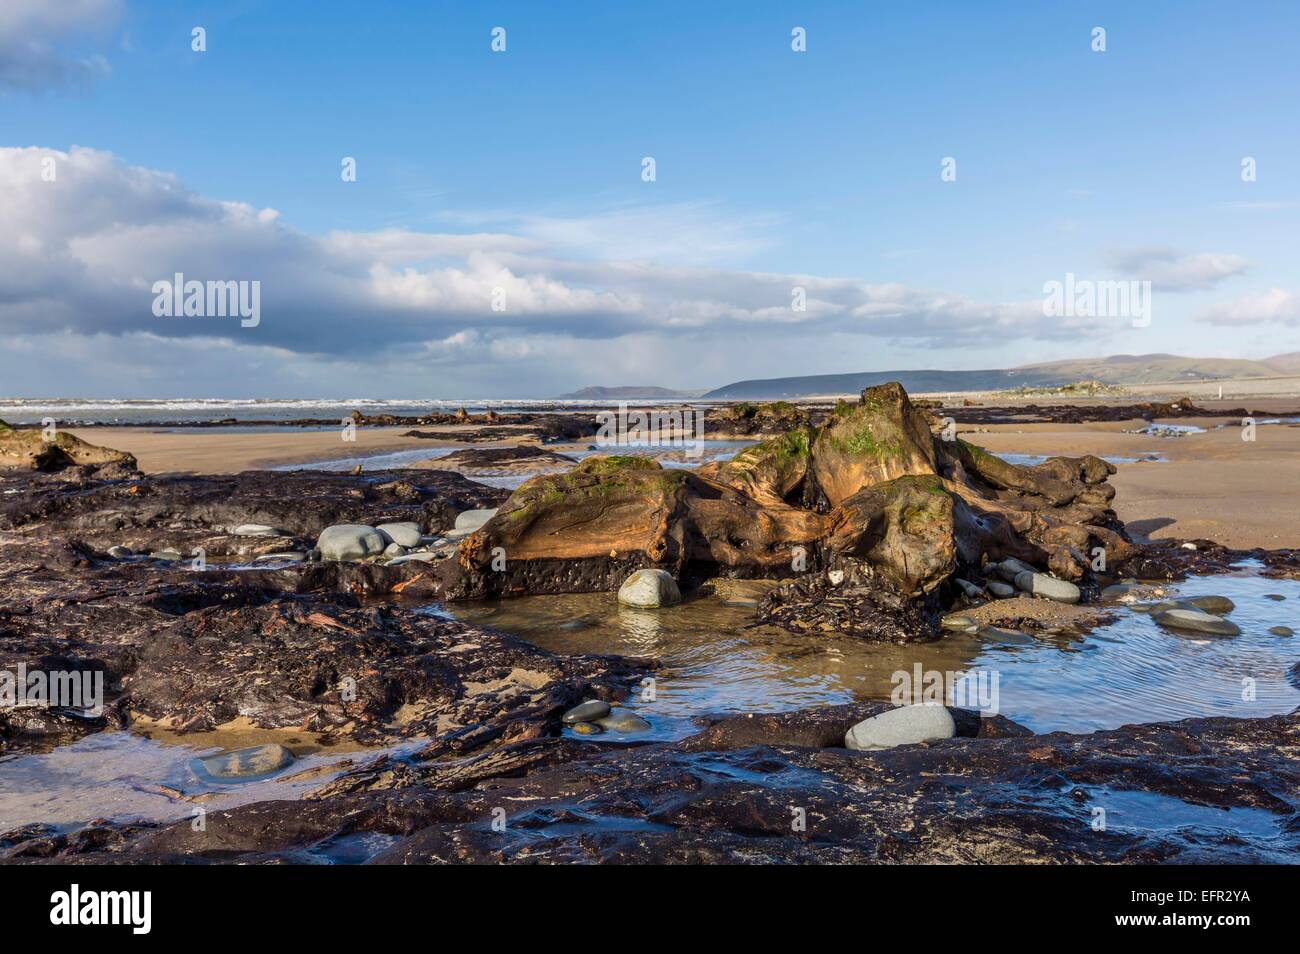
left=964, top=416, right=1300, bottom=548
left=63, top=426, right=460, bottom=474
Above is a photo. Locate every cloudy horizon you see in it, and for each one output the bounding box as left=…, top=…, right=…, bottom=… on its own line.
left=3, top=1, right=1298, bottom=398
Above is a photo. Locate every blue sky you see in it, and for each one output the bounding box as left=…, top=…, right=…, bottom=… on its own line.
left=2, top=0, right=1298, bottom=397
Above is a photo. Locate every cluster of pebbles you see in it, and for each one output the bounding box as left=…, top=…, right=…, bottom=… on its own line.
left=106, top=509, right=500, bottom=567
left=560, top=699, right=652, bottom=736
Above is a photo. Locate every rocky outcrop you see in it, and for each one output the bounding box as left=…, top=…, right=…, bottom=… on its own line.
left=811, top=383, right=938, bottom=508
left=449, top=455, right=827, bottom=598
left=447, top=382, right=1135, bottom=641
left=0, top=421, right=137, bottom=476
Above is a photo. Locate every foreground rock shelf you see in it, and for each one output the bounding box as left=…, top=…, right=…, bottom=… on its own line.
left=3, top=704, right=1296, bottom=863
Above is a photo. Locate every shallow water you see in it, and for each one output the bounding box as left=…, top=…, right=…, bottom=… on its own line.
left=0, top=721, right=420, bottom=833
left=446, top=564, right=1300, bottom=739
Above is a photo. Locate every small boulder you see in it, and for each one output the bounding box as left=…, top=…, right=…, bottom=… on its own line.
left=940, top=613, right=978, bottom=633
left=562, top=700, right=611, bottom=724
left=845, top=705, right=956, bottom=751
left=1153, top=608, right=1242, bottom=637
left=1014, top=570, right=1081, bottom=604
left=617, top=569, right=682, bottom=608
left=316, top=524, right=386, bottom=561
left=376, top=521, right=423, bottom=548
left=453, top=508, right=498, bottom=533
left=994, top=557, right=1036, bottom=582
left=596, top=710, right=652, bottom=734
left=1184, top=595, right=1235, bottom=615
left=1268, top=626, right=1293, bottom=637
left=987, top=580, right=1015, bottom=598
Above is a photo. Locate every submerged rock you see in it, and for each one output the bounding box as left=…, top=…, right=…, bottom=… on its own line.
left=1153, top=608, right=1242, bottom=637
left=1183, top=595, right=1236, bottom=615
left=617, top=569, right=681, bottom=608
left=571, top=721, right=604, bottom=736
left=596, top=710, right=652, bottom=733
left=844, top=704, right=956, bottom=751
left=1268, top=626, right=1293, bottom=637
left=193, top=743, right=294, bottom=780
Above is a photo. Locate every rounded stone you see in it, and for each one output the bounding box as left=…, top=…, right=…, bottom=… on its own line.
left=254, top=551, right=307, bottom=563
left=940, top=614, right=978, bottom=633
left=993, top=558, right=1036, bottom=582
left=844, top=705, right=956, bottom=751
left=106, top=545, right=134, bottom=558
left=376, top=521, right=423, bottom=548
left=1184, top=595, right=1235, bottom=615
left=617, top=569, right=682, bottom=608
left=987, top=580, right=1015, bottom=599
left=315, top=524, right=386, bottom=562
left=1265, top=594, right=1286, bottom=601
left=570, top=721, right=604, bottom=736
left=150, top=549, right=182, bottom=561
left=1153, top=608, right=1242, bottom=637
left=596, top=710, right=652, bottom=733
left=1268, top=626, right=1293, bottom=637
left=193, top=743, right=294, bottom=780
left=978, top=625, right=1035, bottom=646
left=562, top=700, right=611, bottom=724
left=1014, top=571, right=1081, bottom=604
left=452, top=508, right=498, bottom=533
left=232, top=524, right=284, bottom=537
left=385, top=551, right=438, bottom=566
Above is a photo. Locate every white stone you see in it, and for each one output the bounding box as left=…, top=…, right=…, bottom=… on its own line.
left=376, top=522, right=422, bottom=547
left=232, top=524, right=284, bottom=537
left=617, top=569, right=682, bottom=608
left=1013, top=570, right=1081, bottom=604
left=316, top=524, right=386, bottom=561
left=845, top=705, right=956, bottom=751
left=453, top=508, right=498, bottom=533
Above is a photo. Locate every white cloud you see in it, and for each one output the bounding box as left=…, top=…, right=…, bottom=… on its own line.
left=1106, top=246, right=1249, bottom=291
left=1197, top=289, right=1300, bottom=327
left=0, top=0, right=120, bottom=92
left=0, top=145, right=1141, bottom=394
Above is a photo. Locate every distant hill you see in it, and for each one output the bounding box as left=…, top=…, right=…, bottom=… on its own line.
left=1261, top=352, right=1300, bottom=375
left=556, top=385, right=703, bottom=400
left=703, top=354, right=1300, bottom=400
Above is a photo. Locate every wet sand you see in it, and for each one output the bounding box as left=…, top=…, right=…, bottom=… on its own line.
left=64, top=426, right=464, bottom=474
